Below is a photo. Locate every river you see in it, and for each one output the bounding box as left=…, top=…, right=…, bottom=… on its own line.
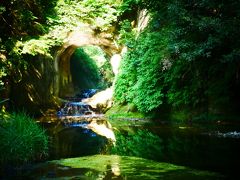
left=6, top=88, right=240, bottom=179
left=24, top=116, right=240, bottom=179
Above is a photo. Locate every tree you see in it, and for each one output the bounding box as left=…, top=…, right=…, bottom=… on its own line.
left=115, top=0, right=240, bottom=117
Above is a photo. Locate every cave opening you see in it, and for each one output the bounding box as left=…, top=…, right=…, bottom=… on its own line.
left=57, top=45, right=114, bottom=99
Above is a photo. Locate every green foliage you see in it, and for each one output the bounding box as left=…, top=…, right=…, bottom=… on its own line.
left=115, top=29, right=170, bottom=112
left=0, top=65, right=7, bottom=86
left=55, top=0, right=122, bottom=31
left=118, top=0, right=140, bottom=11
left=100, top=61, right=115, bottom=88
left=106, top=104, right=146, bottom=119
left=70, top=48, right=102, bottom=89
left=0, top=112, right=48, bottom=166
left=0, top=0, right=59, bottom=89
left=82, top=46, right=107, bottom=67
left=0, top=0, right=57, bottom=38
left=111, top=130, right=163, bottom=160
left=82, top=45, right=114, bottom=87
left=0, top=6, right=6, bottom=14
left=115, top=0, right=240, bottom=117
left=0, top=0, right=124, bottom=88
left=118, top=20, right=136, bottom=45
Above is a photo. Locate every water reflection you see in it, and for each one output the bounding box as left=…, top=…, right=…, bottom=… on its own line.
left=41, top=118, right=115, bottom=159
left=55, top=127, right=108, bottom=158
left=40, top=116, right=240, bottom=179
left=110, top=124, right=240, bottom=178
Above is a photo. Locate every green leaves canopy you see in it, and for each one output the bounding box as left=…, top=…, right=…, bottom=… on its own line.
left=115, top=0, right=240, bottom=115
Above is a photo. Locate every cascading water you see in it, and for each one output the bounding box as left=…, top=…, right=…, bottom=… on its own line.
left=57, top=89, right=98, bottom=117
left=57, top=102, right=93, bottom=116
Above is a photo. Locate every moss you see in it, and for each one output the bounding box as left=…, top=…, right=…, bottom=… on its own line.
left=170, top=110, right=191, bottom=123
left=105, top=104, right=155, bottom=130
left=105, top=104, right=146, bottom=119
left=29, top=155, right=224, bottom=179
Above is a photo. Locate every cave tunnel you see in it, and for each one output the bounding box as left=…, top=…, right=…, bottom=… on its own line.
left=70, top=47, right=101, bottom=91
left=56, top=45, right=114, bottom=99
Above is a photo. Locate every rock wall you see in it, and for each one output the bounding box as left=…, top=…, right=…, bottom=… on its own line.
left=54, top=25, right=122, bottom=98
left=9, top=54, right=57, bottom=115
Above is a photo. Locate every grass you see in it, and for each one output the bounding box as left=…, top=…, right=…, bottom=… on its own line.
left=105, top=104, right=156, bottom=131
left=0, top=112, right=48, bottom=166
left=105, top=104, right=146, bottom=120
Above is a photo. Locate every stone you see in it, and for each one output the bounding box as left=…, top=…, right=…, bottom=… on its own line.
left=82, top=88, right=113, bottom=113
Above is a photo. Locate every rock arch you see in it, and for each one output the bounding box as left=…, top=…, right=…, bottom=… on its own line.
left=54, top=27, right=121, bottom=98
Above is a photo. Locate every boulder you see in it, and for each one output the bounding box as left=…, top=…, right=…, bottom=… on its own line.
left=82, top=88, right=113, bottom=113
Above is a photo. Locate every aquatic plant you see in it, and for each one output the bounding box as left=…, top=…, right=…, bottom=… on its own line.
left=39, top=155, right=222, bottom=179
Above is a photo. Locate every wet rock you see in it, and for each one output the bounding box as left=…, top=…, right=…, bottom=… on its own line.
left=82, top=88, right=113, bottom=113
